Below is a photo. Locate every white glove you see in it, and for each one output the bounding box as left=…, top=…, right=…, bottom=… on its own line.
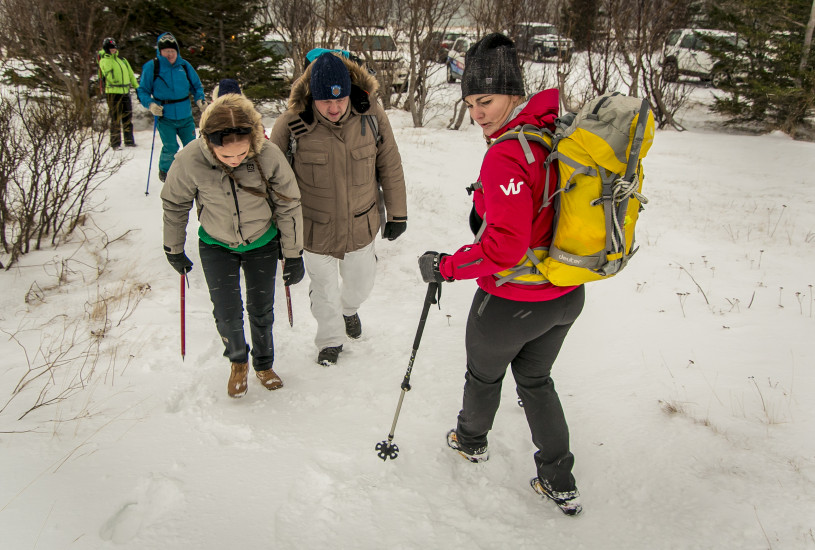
left=196, top=99, right=208, bottom=112
left=149, top=103, right=164, bottom=116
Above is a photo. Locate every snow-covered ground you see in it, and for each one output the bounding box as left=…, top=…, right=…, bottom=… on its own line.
left=1, top=67, right=814, bottom=549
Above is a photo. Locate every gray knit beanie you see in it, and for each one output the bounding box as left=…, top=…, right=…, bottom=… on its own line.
left=461, top=33, right=525, bottom=99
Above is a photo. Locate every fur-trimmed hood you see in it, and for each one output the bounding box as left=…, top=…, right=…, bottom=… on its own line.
left=198, top=93, right=267, bottom=158
left=286, top=54, right=380, bottom=115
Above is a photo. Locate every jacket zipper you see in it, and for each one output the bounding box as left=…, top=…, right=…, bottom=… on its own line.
left=228, top=176, right=245, bottom=242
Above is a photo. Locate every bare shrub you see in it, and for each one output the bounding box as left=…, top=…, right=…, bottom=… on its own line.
left=392, top=0, right=463, bottom=127
left=0, top=92, right=124, bottom=269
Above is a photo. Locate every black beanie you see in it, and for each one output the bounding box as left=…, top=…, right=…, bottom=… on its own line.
left=461, top=33, right=525, bottom=99
left=310, top=53, right=351, bottom=101
left=157, top=33, right=180, bottom=53
left=216, top=79, right=242, bottom=96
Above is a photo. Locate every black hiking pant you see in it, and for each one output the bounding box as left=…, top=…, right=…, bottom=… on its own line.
left=199, top=239, right=279, bottom=371
left=106, top=93, right=134, bottom=147
left=456, top=285, right=585, bottom=492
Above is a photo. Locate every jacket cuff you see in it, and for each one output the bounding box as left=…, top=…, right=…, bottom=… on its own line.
left=439, top=255, right=454, bottom=281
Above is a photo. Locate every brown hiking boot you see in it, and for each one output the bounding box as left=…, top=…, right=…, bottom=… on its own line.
left=256, top=367, right=284, bottom=390
left=228, top=362, right=249, bottom=398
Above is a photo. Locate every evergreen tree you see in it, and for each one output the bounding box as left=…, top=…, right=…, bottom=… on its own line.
left=117, top=0, right=287, bottom=100
left=708, top=0, right=815, bottom=135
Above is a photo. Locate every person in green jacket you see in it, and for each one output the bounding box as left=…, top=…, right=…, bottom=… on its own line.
left=97, top=37, right=138, bottom=148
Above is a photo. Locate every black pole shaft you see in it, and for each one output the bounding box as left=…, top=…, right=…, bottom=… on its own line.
left=385, top=282, right=439, bottom=442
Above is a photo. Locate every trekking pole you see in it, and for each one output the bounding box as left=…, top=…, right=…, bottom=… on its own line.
left=285, top=286, right=293, bottom=327
left=180, top=273, right=188, bottom=360
left=280, top=259, right=293, bottom=326
left=375, top=282, right=441, bottom=461
left=145, top=116, right=158, bottom=196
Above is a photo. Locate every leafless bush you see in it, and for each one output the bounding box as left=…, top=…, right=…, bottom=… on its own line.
left=261, top=0, right=323, bottom=78
left=393, top=0, right=463, bottom=126
left=603, top=0, right=692, bottom=128
left=0, top=92, right=124, bottom=269
left=1, top=278, right=151, bottom=421
left=0, top=0, right=122, bottom=120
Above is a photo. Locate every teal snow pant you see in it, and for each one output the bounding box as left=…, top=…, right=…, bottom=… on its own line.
left=157, top=116, right=196, bottom=173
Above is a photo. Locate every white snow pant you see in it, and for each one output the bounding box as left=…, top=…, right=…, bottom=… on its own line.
left=304, top=241, right=377, bottom=349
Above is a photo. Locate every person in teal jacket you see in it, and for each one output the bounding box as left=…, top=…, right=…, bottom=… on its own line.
left=98, top=38, right=139, bottom=148
left=137, top=32, right=207, bottom=182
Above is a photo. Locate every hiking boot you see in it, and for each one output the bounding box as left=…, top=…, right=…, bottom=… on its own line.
left=317, top=345, right=343, bottom=366
left=446, top=429, right=489, bottom=463
left=530, top=477, right=583, bottom=516
left=228, top=362, right=249, bottom=398
left=256, top=367, right=283, bottom=390
left=343, top=313, right=362, bottom=339
left=158, top=170, right=167, bottom=182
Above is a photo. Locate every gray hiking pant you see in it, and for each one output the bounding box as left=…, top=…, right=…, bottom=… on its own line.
left=456, top=285, right=585, bottom=492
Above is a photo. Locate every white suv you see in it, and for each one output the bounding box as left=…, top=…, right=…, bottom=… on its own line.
left=662, top=28, right=741, bottom=87
left=338, top=28, right=409, bottom=93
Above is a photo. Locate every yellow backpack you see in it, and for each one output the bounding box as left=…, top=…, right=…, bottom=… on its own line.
left=486, top=92, right=655, bottom=287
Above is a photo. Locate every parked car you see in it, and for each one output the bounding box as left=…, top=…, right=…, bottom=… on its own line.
left=446, top=35, right=472, bottom=83
left=428, top=29, right=468, bottom=63
left=514, top=22, right=574, bottom=62
left=337, top=28, right=409, bottom=93
left=662, top=28, right=743, bottom=87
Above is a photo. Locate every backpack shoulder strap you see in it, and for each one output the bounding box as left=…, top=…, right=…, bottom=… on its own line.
left=360, top=113, right=381, bottom=144
left=285, top=114, right=313, bottom=164
left=492, top=124, right=553, bottom=164
left=154, top=57, right=194, bottom=89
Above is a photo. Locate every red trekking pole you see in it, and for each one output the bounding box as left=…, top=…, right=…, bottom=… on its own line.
left=180, top=273, right=187, bottom=360
left=283, top=257, right=293, bottom=327
left=285, top=286, right=293, bottom=327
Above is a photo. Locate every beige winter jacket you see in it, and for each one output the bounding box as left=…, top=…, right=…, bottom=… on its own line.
left=161, top=95, right=303, bottom=258
left=269, top=54, right=407, bottom=259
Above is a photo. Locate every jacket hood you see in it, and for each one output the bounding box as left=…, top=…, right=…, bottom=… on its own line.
left=492, top=88, right=560, bottom=139
left=155, top=32, right=184, bottom=60
left=199, top=94, right=266, bottom=161
left=286, top=54, right=379, bottom=114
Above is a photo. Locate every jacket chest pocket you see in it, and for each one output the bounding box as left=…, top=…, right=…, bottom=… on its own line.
left=350, top=143, right=377, bottom=187
left=294, top=151, right=330, bottom=189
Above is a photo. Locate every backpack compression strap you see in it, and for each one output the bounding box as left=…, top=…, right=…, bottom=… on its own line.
left=550, top=98, right=651, bottom=275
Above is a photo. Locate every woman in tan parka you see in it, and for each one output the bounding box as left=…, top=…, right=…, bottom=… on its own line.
left=269, top=52, right=407, bottom=367
left=161, top=93, right=304, bottom=398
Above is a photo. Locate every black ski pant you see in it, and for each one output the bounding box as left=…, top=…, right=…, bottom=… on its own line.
left=105, top=93, right=134, bottom=147
left=199, top=239, right=279, bottom=371
left=456, top=285, right=585, bottom=492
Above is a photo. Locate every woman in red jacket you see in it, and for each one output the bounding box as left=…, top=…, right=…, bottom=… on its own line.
left=418, top=33, right=584, bottom=516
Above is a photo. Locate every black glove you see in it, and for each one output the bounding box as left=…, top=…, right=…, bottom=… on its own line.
left=282, top=256, right=305, bottom=286
left=166, top=252, right=193, bottom=274
left=383, top=221, right=407, bottom=241
left=418, top=251, right=450, bottom=283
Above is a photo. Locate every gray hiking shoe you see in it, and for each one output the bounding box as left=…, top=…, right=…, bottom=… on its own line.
left=530, top=477, right=583, bottom=516
left=446, top=429, right=489, bottom=463
left=317, top=345, right=343, bottom=366
left=343, top=313, right=362, bottom=339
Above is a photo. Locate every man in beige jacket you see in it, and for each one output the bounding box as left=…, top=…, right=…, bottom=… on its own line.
left=270, top=52, right=407, bottom=366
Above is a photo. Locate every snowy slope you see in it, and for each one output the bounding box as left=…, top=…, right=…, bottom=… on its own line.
left=1, top=77, right=814, bottom=549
